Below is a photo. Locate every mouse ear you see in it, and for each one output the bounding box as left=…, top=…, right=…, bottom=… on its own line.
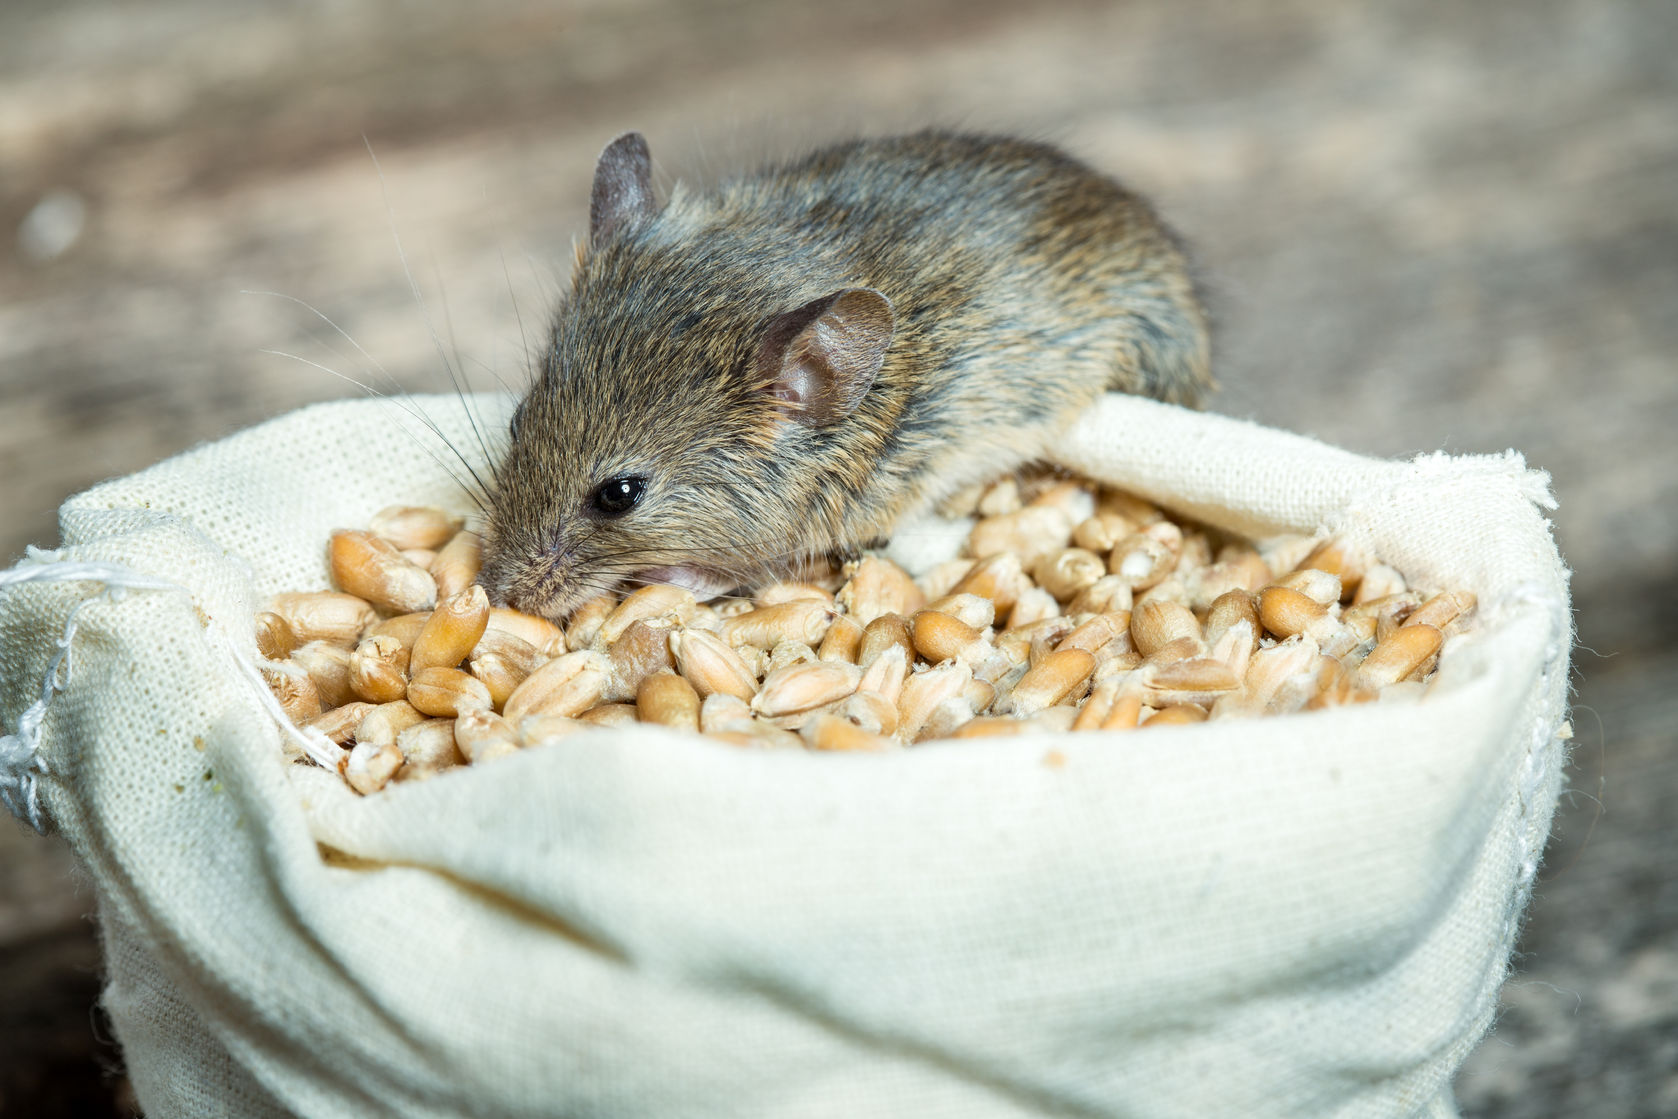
left=754, top=288, right=894, bottom=428
left=590, top=132, right=660, bottom=249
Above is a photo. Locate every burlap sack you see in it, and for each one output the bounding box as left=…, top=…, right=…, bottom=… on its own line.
left=0, top=393, right=1571, bottom=1119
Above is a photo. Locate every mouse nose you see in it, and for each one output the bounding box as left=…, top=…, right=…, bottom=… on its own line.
left=496, top=542, right=589, bottom=622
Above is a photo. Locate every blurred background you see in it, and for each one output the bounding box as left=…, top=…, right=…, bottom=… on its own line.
left=1, top=0, right=1673, bottom=1113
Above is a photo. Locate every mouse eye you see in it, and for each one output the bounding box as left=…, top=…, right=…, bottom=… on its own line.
left=591, top=476, right=646, bottom=517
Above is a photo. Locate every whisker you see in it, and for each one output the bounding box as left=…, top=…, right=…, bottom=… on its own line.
left=428, top=257, right=503, bottom=490
left=502, top=249, right=538, bottom=394
left=462, top=351, right=521, bottom=402
left=359, top=137, right=500, bottom=506
left=245, top=288, right=496, bottom=509
left=242, top=289, right=400, bottom=385
left=258, top=348, right=487, bottom=513
left=581, top=538, right=816, bottom=566
left=243, top=291, right=415, bottom=428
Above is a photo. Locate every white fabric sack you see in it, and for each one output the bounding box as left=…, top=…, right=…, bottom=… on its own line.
left=0, top=393, right=1571, bottom=1119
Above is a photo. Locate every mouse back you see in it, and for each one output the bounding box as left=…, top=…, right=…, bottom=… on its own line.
left=481, top=130, right=1210, bottom=619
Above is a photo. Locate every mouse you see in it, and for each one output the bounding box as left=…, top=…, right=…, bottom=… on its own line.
left=478, top=129, right=1211, bottom=620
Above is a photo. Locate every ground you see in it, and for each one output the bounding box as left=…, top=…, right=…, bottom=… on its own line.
left=1, top=0, right=1674, bottom=1113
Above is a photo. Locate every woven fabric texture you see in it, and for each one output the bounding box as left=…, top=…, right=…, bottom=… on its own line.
left=0, top=393, right=1572, bottom=1119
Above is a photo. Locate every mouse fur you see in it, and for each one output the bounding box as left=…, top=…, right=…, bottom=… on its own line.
left=480, top=129, right=1211, bottom=620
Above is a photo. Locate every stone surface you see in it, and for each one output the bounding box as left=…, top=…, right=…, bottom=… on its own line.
left=2, top=0, right=1674, bottom=1113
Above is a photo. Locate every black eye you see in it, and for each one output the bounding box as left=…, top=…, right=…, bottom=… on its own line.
left=591, top=476, right=646, bottom=516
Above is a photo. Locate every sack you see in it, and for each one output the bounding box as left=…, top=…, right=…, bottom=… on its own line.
left=0, top=393, right=1571, bottom=1119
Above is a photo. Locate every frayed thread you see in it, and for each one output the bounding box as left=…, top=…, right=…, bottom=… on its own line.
left=0, top=553, right=189, bottom=833
left=0, top=551, right=348, bottom=833
left=1406, top=450, right=1558, bottom=512
left=228, top=646, right=346, bottom=773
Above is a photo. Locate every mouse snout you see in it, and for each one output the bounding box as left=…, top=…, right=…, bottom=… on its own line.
left=476, top=528, right=572, bottom=618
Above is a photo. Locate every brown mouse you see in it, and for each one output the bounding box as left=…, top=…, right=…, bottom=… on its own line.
left=478, top=129, right=1210, bottom=620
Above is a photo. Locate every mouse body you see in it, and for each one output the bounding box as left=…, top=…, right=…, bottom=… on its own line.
left=480, top=129, right=1210, bottom=620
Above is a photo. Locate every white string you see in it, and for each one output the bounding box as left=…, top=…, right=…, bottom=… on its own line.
left=224, top=643, right=347, bottom=773
left=0, top=550, right=353, bottom=835
left=0, top=551, right=352, bottom=833
left=0, top=553, right=189, bottom=832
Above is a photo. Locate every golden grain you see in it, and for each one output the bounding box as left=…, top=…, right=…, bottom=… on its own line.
left=409, top=585, right=490, bottom=674
left=638, top=672, right=702, bottom=731
left=369, top=505, right=463, bottom=551
left=269, top=481, right=1475, bottom=789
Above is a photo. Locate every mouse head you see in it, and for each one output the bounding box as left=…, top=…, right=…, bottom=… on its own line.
left=478, top=133, right=894, bottom=620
